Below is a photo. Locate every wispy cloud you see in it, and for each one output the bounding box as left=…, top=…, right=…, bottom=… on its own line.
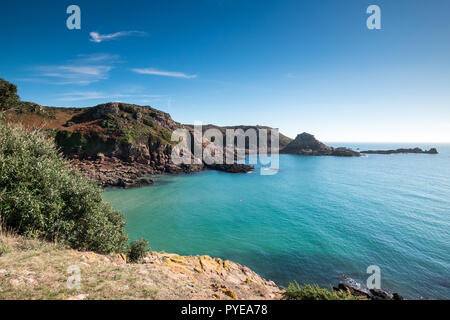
left=33, top=54, right=120, bottom=85
left=89, top=31, right=147, bottom=43
left=35, top=65, right=113, bottom=85
left=57, top=91, right=126, bottom=101
left=285, top=73, right=297, bottom=79
left=57, top=91, right=167, bottom=102
left=74, top=53, right=121, bottom=63
left=131, top=68, right=197, bottom=79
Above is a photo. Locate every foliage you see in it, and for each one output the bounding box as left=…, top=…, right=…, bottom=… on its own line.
left=127, top=238, right=150, bottom=263
left=54, top=130, right=115, bottom=156
left=100, top=118, right=119, bottom=131
left=282, top=282, right=357, bottom=300
left=0, top=121, right=128, bottom=253
left=0, top=78, right=20, bottom=111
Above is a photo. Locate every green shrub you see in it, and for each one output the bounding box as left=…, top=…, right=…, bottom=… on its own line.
left=0, top=78, right=20, bottom=111
left=282, top=281, right=356, bottom=300
left=160, top=128, right=172, bottom=142
left=0, top=121, right=128, bottom=253
left=127, top=238, right=150, bottom=263
left=100, top=119, right=119, bottom=131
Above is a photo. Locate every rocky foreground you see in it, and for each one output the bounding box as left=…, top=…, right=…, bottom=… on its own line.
left=0, top=233, right=280, bottom=300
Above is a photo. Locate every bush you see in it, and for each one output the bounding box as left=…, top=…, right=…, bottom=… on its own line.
left=282, top=281, right=356, bottom=300
left=127, top=238, right=150, bottom=263
left=0, top=121, right=128, bottom=253
left=0, top=78, right=20, bottom=111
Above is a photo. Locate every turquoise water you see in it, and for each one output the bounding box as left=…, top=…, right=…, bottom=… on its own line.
left=104, top=143, right=450, bottom=299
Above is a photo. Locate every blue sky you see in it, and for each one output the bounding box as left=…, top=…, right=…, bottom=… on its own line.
left=1, top=0, right=449, bottom=142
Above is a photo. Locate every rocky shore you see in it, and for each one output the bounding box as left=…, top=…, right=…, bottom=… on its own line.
left=71, top=155, right=254, bottom=188
left=71, top=155, right=205, bottom=188
left=333, top=283, right=403, bottom=300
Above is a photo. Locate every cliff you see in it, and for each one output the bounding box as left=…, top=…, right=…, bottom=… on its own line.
left=3, top=101, right=270, bottom=187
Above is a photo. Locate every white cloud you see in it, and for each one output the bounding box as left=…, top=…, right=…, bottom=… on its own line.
left=75, top=53, right=121, bottom=63
left=57, top=91, right=167, bottom=102
left=36, top=65, right=113, bottom=85
left=33, top=54, right=121, bottom=85
left=57, top=91, right=125, bottom=101
left=131, top=68, right=197, bottom=79
left=89, top=31, right=147, bottom=43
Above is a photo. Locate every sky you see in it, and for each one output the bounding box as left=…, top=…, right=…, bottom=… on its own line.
left=0, top=0, right=449, bottom=142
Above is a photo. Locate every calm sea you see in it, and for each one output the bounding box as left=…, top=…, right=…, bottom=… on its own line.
left=104, top=143, right=450, bottom=299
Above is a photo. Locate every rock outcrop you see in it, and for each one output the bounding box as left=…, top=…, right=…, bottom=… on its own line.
left=361, top=147, right=438, bottom=154
left=280, top=132, right=360, bottom=157
left=205, top=163, right=254, bottom=173
left=333, top=283, right=404, bottom=300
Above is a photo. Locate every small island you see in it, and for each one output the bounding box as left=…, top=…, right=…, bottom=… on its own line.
left=361, top=147, right=438, bottom=155
left=280, top=132, right=360, bottom=157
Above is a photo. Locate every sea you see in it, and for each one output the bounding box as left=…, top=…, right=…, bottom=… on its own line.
left=104, top=143, right=450, bottom=299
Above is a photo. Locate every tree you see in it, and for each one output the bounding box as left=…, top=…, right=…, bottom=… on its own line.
left=0, top=78, right=20, bottom=111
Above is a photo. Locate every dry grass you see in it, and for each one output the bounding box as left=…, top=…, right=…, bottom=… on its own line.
left=0, top=232, right=280, bottom=300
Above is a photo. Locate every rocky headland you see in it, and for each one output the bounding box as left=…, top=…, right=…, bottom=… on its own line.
left=280, top=132, right=360, bottom=157
left=3, top=100, right=259, bottom=187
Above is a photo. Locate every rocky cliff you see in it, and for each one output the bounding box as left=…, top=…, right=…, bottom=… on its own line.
left=4, top=100, right=287, bottom=186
